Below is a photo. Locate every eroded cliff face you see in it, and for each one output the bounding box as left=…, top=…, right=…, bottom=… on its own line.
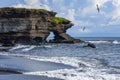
left=0, top=7, right=80, bottom=46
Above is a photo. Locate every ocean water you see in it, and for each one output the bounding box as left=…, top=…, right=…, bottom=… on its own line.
left=0, top=37, right=120, bottom=80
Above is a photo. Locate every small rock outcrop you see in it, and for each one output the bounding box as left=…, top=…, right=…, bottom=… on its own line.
left=0, top=7, right=81, bottom=46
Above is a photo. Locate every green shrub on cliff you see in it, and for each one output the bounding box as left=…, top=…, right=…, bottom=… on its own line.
left=52, top=17, right=68, bottom=24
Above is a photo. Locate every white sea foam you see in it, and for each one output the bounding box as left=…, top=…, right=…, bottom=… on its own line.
left=88, top=41, right=111, bottom=44
left=43, top=45, right=53, bottom=48
left=25, top=68, right=120, bottom=80
left=24, top=56, right=120, bottom=80
left=0, top=53, right=120, bottom=80
left=24, top=55, right=120, bottom=80
left=89, top=40, right=120, bottom=44
left=9, top=45, right=37, bottom=52
left=9, top=45, right=29, bottom=51
left=21, top=46, right=35, bottom=51
left=113, top=40, right=120, bottom=44
left=9, top=44, right=55, bottom=52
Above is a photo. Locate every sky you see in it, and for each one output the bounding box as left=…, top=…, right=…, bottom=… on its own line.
left=0, top=0, right=120, bottom=37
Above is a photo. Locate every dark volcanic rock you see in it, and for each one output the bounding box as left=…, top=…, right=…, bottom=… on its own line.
left=83, top=43, right=96, bottom=48
left=87, top=43, right=96, bottom=48
left=0, top=7, right=81, bottom=46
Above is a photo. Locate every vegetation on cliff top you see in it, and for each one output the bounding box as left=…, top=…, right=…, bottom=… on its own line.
left=52, top=17, right=69, bottom=24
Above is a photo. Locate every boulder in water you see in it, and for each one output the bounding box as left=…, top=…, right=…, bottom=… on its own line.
left=87, top=43, right=96, bottom=48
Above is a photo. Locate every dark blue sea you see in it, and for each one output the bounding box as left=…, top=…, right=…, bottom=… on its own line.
left=0, top=37, right=120, bottom=80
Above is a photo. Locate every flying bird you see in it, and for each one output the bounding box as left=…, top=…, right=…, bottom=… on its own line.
left=83, top=26, right=85, bottom=31
left=79, top=26, right=86, bottom=31
left=96, top=4, right=100, bottom=13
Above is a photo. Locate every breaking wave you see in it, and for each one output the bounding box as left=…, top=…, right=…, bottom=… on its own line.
left=88, top=40, right=120, bottom=44
left=1, top=53, right=120, bottom=80
left=24, top=56, right=120, bottom=80
left=113, top=40, right=120, bottom=44
left=88, top=41, right=111, bottom=44
left=9, top=44, right=54, bottom=52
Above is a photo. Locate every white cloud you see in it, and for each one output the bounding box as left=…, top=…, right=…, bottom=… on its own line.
left=44, top=0, right=48, bottom=3
left=12, top=0, right=51, bottom=10
left=52, top=0, right=64, bottom=3
left=81, top=6, right=96, bottom=16
left=24, top=0, right=39, bottom=5
left=112, top=0, right=120, bottom=7
left=111, top=0, right=120, bottom=19
left=105, top=0, right=120, bottom=26
left=75, top=20, right=95, bottom=27
left=108, top=18, right=120, bottom=26
left=67, top=9, right=75, bottom=22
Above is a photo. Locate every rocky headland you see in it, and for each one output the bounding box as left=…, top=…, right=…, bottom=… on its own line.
left=0, top=7, right=81, bottom=46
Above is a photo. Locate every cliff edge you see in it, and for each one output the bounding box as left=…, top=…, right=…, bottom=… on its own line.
left=0, top=7, right=81, bottom=46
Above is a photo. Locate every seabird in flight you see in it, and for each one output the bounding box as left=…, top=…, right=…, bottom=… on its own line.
left=96, top=4, right=100, bottom=13
left=83, top=26, right=85, bottom=31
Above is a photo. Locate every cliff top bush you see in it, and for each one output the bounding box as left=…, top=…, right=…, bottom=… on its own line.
left=52, top=17, right=69, bottom=24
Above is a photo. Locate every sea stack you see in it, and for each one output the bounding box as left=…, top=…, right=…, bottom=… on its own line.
left=0, top=7, right=80, bottom=46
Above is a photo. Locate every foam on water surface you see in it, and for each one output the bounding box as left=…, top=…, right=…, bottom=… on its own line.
left=88, top=41, right=111, bottom=44
left=1, top=53, right=120, bottom=80
left=88, top=40, right=120, bottom=45
left=24, top=56, right=120, bottom=80
left=113, top=40, right=120, bottom=44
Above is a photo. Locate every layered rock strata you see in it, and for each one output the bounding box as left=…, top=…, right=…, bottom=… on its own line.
left=0, top=7, right=80, bottom=46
